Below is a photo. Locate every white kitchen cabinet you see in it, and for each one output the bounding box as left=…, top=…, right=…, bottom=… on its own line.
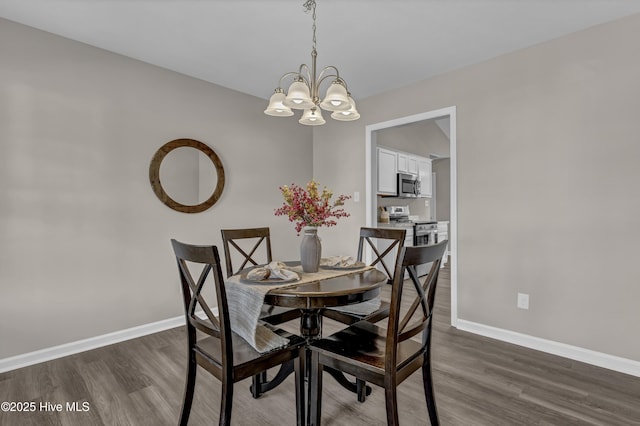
left=437, top=221, right=449, bottom=267
left=417, top=157, right=432, bottom=197
left=377, top=147, right=397, bottom=195
left=397, top=153, right=418, bottom=175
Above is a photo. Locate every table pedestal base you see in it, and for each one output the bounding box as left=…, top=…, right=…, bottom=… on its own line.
left=250, top=308, right=372, bottom=403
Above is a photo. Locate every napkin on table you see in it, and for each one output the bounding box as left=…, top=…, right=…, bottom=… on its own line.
left=246, top=260, right=299, bottom=281
left=320, top=255, right=357, bottom=267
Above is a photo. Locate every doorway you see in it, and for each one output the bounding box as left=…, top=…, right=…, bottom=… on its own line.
left=365, top=106, right=458, bottom=327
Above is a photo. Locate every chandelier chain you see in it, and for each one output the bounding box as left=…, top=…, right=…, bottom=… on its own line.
left=304, top=0, right=317, bottom=51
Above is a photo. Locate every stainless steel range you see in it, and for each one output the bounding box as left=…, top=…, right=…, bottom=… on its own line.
left=382, top=205, right=438, bottom=277
left=386, top=205, right=412, bottom=223
left=384, top=205, right=438, bottom=246
left=413, top=221, right=437, bottom=246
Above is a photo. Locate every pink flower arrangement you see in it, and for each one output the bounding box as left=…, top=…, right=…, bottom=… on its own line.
left=275, top=180, right=351, bottom=234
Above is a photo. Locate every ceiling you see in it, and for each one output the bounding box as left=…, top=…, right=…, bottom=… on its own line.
left=2, top=0, right=640, bottom=101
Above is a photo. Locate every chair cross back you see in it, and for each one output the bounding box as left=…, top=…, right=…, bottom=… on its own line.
left=395, top=252, right=441, bottom=344
left=173, top=242, right=227, bottom=339
left=221, top=227, right=272, bottom=277
left=357, top=227, right=406, bottom=283
left=171, top=240, right=233, bottom=361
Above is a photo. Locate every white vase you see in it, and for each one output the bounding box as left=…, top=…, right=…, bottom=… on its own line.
left=300, top=226, right=322, bottom=272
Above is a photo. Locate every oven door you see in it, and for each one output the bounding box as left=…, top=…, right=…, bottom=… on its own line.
left=414, top=233, right=430, bottom=245
left=414, top=228, right=437, bottom=246
left=414, top=230, right=436, bottom=276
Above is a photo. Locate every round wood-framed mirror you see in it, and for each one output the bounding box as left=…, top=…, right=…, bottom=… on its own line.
left=149, top=138, right=225, bottom=213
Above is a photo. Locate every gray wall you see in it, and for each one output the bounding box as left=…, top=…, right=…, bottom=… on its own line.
left=375, top=119, right=450, bottom=158
left=314, top=13, right=640, bottom=361
left=0, top=18, right=312, bottom=359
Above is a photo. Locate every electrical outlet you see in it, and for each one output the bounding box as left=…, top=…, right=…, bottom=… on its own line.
left=517, top=293, right=529, bottom=310
left=353, top=191, right=360, bottom=202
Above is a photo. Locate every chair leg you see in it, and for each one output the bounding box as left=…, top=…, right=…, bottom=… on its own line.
left=251, top=371, right=266, bottom=398
left=356, top=379, right=367, bottom=402
left=384, top=385, right=400, bottom=426
left=294, top=349, right=305, bottom=426
left=309, top=351, right=323, bottom=426
left=250, top=362, right=295, bottom=396
left=179, top=353, right=197, bottom=426
left=422, top=353, right=439, bottom=426
left=219, top=379, right=233, bottom=426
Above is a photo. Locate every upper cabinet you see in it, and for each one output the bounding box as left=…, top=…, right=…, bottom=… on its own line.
left=377, top=147, right=397, bottom=195
left=417, top=157, right=432, bottom=197
left=378, top=146, right=432, bottom=197
left=397, top=153, right=418, bottom=175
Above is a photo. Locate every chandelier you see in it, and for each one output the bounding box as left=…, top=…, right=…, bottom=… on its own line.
left=264, top=0, right=359, bottom=126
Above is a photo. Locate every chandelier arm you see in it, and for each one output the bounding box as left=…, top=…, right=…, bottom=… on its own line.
left=277, top=67, right=313, bottom=89
left=299, top=64, right=313, bottom=86
left=317, top=65, right=340, bottom=80
left=317, top=67, right=350, bottom=91
left=277, top=71, right=304, bottom=88
left=315, top=73, right=339, bottom=90
left=316, top=73, right=350, bottom=95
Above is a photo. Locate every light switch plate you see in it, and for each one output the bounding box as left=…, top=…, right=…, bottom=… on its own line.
left=517, top=293, right=529, bottom=310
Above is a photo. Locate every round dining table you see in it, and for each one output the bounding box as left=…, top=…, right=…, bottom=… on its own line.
left=252, top=265, right=388, bottom=408
left=264, top=267, right=387, bottom=339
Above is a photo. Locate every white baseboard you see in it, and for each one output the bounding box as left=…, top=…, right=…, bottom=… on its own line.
left=0, top=315, right=187, bottom=374
left=456, top=319, right=640, bottom=378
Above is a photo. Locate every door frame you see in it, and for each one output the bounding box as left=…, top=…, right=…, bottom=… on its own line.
left=365, top=106, right=458, bottom=327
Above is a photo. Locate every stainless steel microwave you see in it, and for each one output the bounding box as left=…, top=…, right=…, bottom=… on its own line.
left=397, top=173, right=420, bottom=197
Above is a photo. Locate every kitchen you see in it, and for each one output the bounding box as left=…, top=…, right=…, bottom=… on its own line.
left=372, top=116, right=451, bottom=272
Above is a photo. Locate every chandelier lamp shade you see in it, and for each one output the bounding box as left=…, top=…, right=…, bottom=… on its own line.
left=264, top=0, right=359, bottom=126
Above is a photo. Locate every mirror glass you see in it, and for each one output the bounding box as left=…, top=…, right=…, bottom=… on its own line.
left=149, top=139, right=225, bottom=213
left=159, top=147, right=218, bottom=205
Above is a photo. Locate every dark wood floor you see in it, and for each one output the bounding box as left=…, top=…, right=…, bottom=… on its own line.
left=2, top=263, right=639, bottom=425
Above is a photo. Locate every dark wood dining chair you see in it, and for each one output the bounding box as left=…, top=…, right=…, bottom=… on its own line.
left=321, top=227, right=406, bottom=401
left=359, top=227, right=408, bottom=284
left=170, top=239, right=305, bottom=426
left=309, top=240, right=448, bottom=426
left=220, top=227, right=272, bottom=276
left=322, top=227, right=406, bottom=324
left=221, top=227, right=303, bottom=326
left=220, top=227, right=302, bottom=398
